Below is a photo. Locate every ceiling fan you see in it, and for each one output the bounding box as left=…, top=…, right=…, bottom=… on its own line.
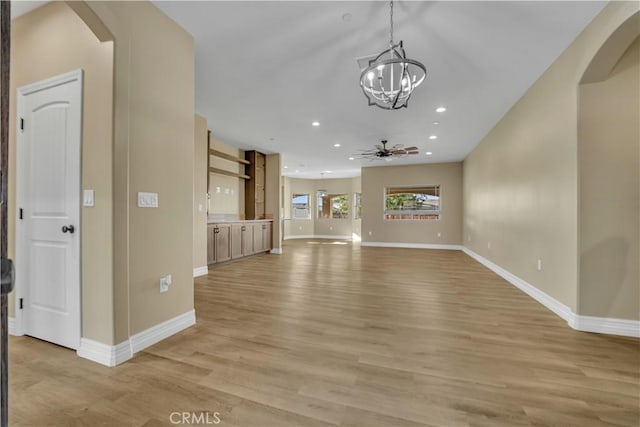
left=356, top=140, right=419, bottom=161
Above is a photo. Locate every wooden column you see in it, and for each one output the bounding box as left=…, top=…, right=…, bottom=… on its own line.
left=0, top=2, right=10, bottom=426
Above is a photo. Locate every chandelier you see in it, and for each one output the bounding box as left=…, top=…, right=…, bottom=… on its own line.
left=359, top=0, right=427, bottom=110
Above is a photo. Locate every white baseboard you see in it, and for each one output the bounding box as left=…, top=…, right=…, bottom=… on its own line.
left=284, top=235, right=352, bottom=241
left=462, top=247, right=640, bottom=338
left=77, top=338, right=132, bottom=367
left=362, top=242, right=462, bottom=250
left=571, top=315, right=640, bottom=338
left=283, top=235, right=316, bottom=240
left=130, top=309, right=196, bottom=354
left=313, top=235, right=352, bottom=240
left=193, top=266, right=208, bottom=277
left=77, top=309, right=196, bottom=367
left=270, top=248, right=283, bottom=254
left=462, top=247, right=573, bottom=321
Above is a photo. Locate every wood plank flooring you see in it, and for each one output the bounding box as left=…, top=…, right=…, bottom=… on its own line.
left=8, top=240, right=640, bottom=426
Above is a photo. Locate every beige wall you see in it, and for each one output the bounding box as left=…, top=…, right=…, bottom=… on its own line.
left=352, top=176, right=362, bottom=240
left=265, top=154, right=282, bottom=251
left=194, top=116, right=208, bottom=269
left=209, top=137, right=244, bottom=216
left=463, top=2, right=639, bottom=315
left=314, top=178, right=358, bottom=237
left=578, top=37, right=639, bottom=320
left=79, top=1, right=195, bottom=341
left=283, top=176, right=361, bottom=239
left=9, top=2, right=114, bottom=343
left=362, top=163, right=462, bottom=245
left=284, top=177, right=316, bottom=237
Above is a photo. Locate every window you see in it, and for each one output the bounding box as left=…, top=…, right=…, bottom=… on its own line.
left=354, top=193, right=362, bottom=220
left=292, top=193, right=310, bottom=219
left=317, top=191, right=349, bottom=219
left=384, top=185, right=440, bottom=220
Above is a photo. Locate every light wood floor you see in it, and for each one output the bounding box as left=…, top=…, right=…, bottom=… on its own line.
left=8, top=240, right=640, bottom=426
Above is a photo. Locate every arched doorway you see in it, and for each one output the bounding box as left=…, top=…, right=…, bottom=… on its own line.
left=578, top=12, right=639, bottom=326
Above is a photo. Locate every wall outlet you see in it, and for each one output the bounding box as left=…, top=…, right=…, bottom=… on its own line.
left=299, top=226, right=302, bottom=230
left=467, top=235, right=471, bottom=242
left=138, top=192, right=159, bottom=208
left=537, top=259, right=543, bottom=271
left=437, top=232, right=441, bottom=238
left=487, top=241, right=491, bottom=249
left=329, top=226, right=333, bottom=231
left=368, top=231, right=372, bottom=236
left=160, top=274, right=172, bottom=293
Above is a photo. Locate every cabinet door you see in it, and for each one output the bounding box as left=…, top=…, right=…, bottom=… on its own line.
left=252, top=223, right=263, bottom=254
left=231, top=224, right=243, bottom=259
left=262, top=223, right=272, bottom=252
left=242, top=225, right=253, bottom=255
left=207, top=226, right=216, bottom=264
left=215, top=224, right=232, bottom=263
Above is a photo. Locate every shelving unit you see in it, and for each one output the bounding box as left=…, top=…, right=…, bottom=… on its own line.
left=207, top=134, right=251, bottom=194
left=244, top=150, right=266, bottom=220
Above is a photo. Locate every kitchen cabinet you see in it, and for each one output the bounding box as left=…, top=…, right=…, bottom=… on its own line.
left=252, top=222, right=271, bottom=253
left=207, top=223, right=231, bottom=264
left=208, top=221, right=271, bottom=265
left=231, top=223, right=253, bottom=259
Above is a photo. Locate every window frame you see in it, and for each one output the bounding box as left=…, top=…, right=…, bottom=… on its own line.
left=291, top=193, right=311, bottom=220
left=354, top=192, right=362, bottom=220
left=383, top=185, right=441, bottom=221
left=317, top=191, right=350, bottom=220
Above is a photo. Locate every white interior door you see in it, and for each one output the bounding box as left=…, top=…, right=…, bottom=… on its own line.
left=16, top=70, right=82, bottom=350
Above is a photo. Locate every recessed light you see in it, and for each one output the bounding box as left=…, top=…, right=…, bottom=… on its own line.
left=436, top=107, right=447, bottom=113
left=284, top=166, right=288, bottom=169
left=295, top=170, right=299, bottom=173
left=333, top=143, right=341, bottom=147
left=429, top=135, right=438, bottom=140
left=312, top=121, right=320, bottom=127
left=342, top=12, right=352, bottom=22
left=348, top=157, right=355, bottom=160
left=324, top=170, right=332, bottom=173
left=426, top=151, right=433, bottom=156
left=433, top=121, right=440, bottom=125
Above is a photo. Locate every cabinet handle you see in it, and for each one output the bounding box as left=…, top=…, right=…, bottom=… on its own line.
left=241, top=226, right=246, bottom=231
left=214, top=228, right=219, bottom=234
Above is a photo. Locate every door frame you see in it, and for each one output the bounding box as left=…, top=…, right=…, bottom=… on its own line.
left=14, top=69, right=83, bottom=345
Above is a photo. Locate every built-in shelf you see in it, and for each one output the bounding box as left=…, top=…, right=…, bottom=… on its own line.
left=209, top=148, right=250, bottom=165
left=208, top=167, right=250, bottom=180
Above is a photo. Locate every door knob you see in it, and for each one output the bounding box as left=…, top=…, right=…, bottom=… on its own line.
left=62, top=225, right=75, bottom=234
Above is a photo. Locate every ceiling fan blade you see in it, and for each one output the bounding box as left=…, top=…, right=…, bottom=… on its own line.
left=404, top=146, right=418, bottom=151
left=391, top=150, right=407, bottom=155
left=407, top=151, right=419, bottom=155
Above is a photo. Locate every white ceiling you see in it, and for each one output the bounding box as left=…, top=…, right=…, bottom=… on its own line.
left=11, top=1, right=49, bottom=19
left=165, top=2, right=603, bottom=178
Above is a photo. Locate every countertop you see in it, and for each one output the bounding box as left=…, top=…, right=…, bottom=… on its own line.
left=207, top=218, right=273, bottom=224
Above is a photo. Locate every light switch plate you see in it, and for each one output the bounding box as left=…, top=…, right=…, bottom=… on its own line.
left=83, top=189, right=95, bottom=207
left=138, top=192, right=159, bottom=208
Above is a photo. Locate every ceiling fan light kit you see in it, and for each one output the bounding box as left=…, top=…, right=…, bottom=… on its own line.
left=360, top=0, right=426, bottom=110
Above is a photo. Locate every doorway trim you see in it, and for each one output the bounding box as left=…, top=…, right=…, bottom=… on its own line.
left=14, top=69, right=83, bottom=345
